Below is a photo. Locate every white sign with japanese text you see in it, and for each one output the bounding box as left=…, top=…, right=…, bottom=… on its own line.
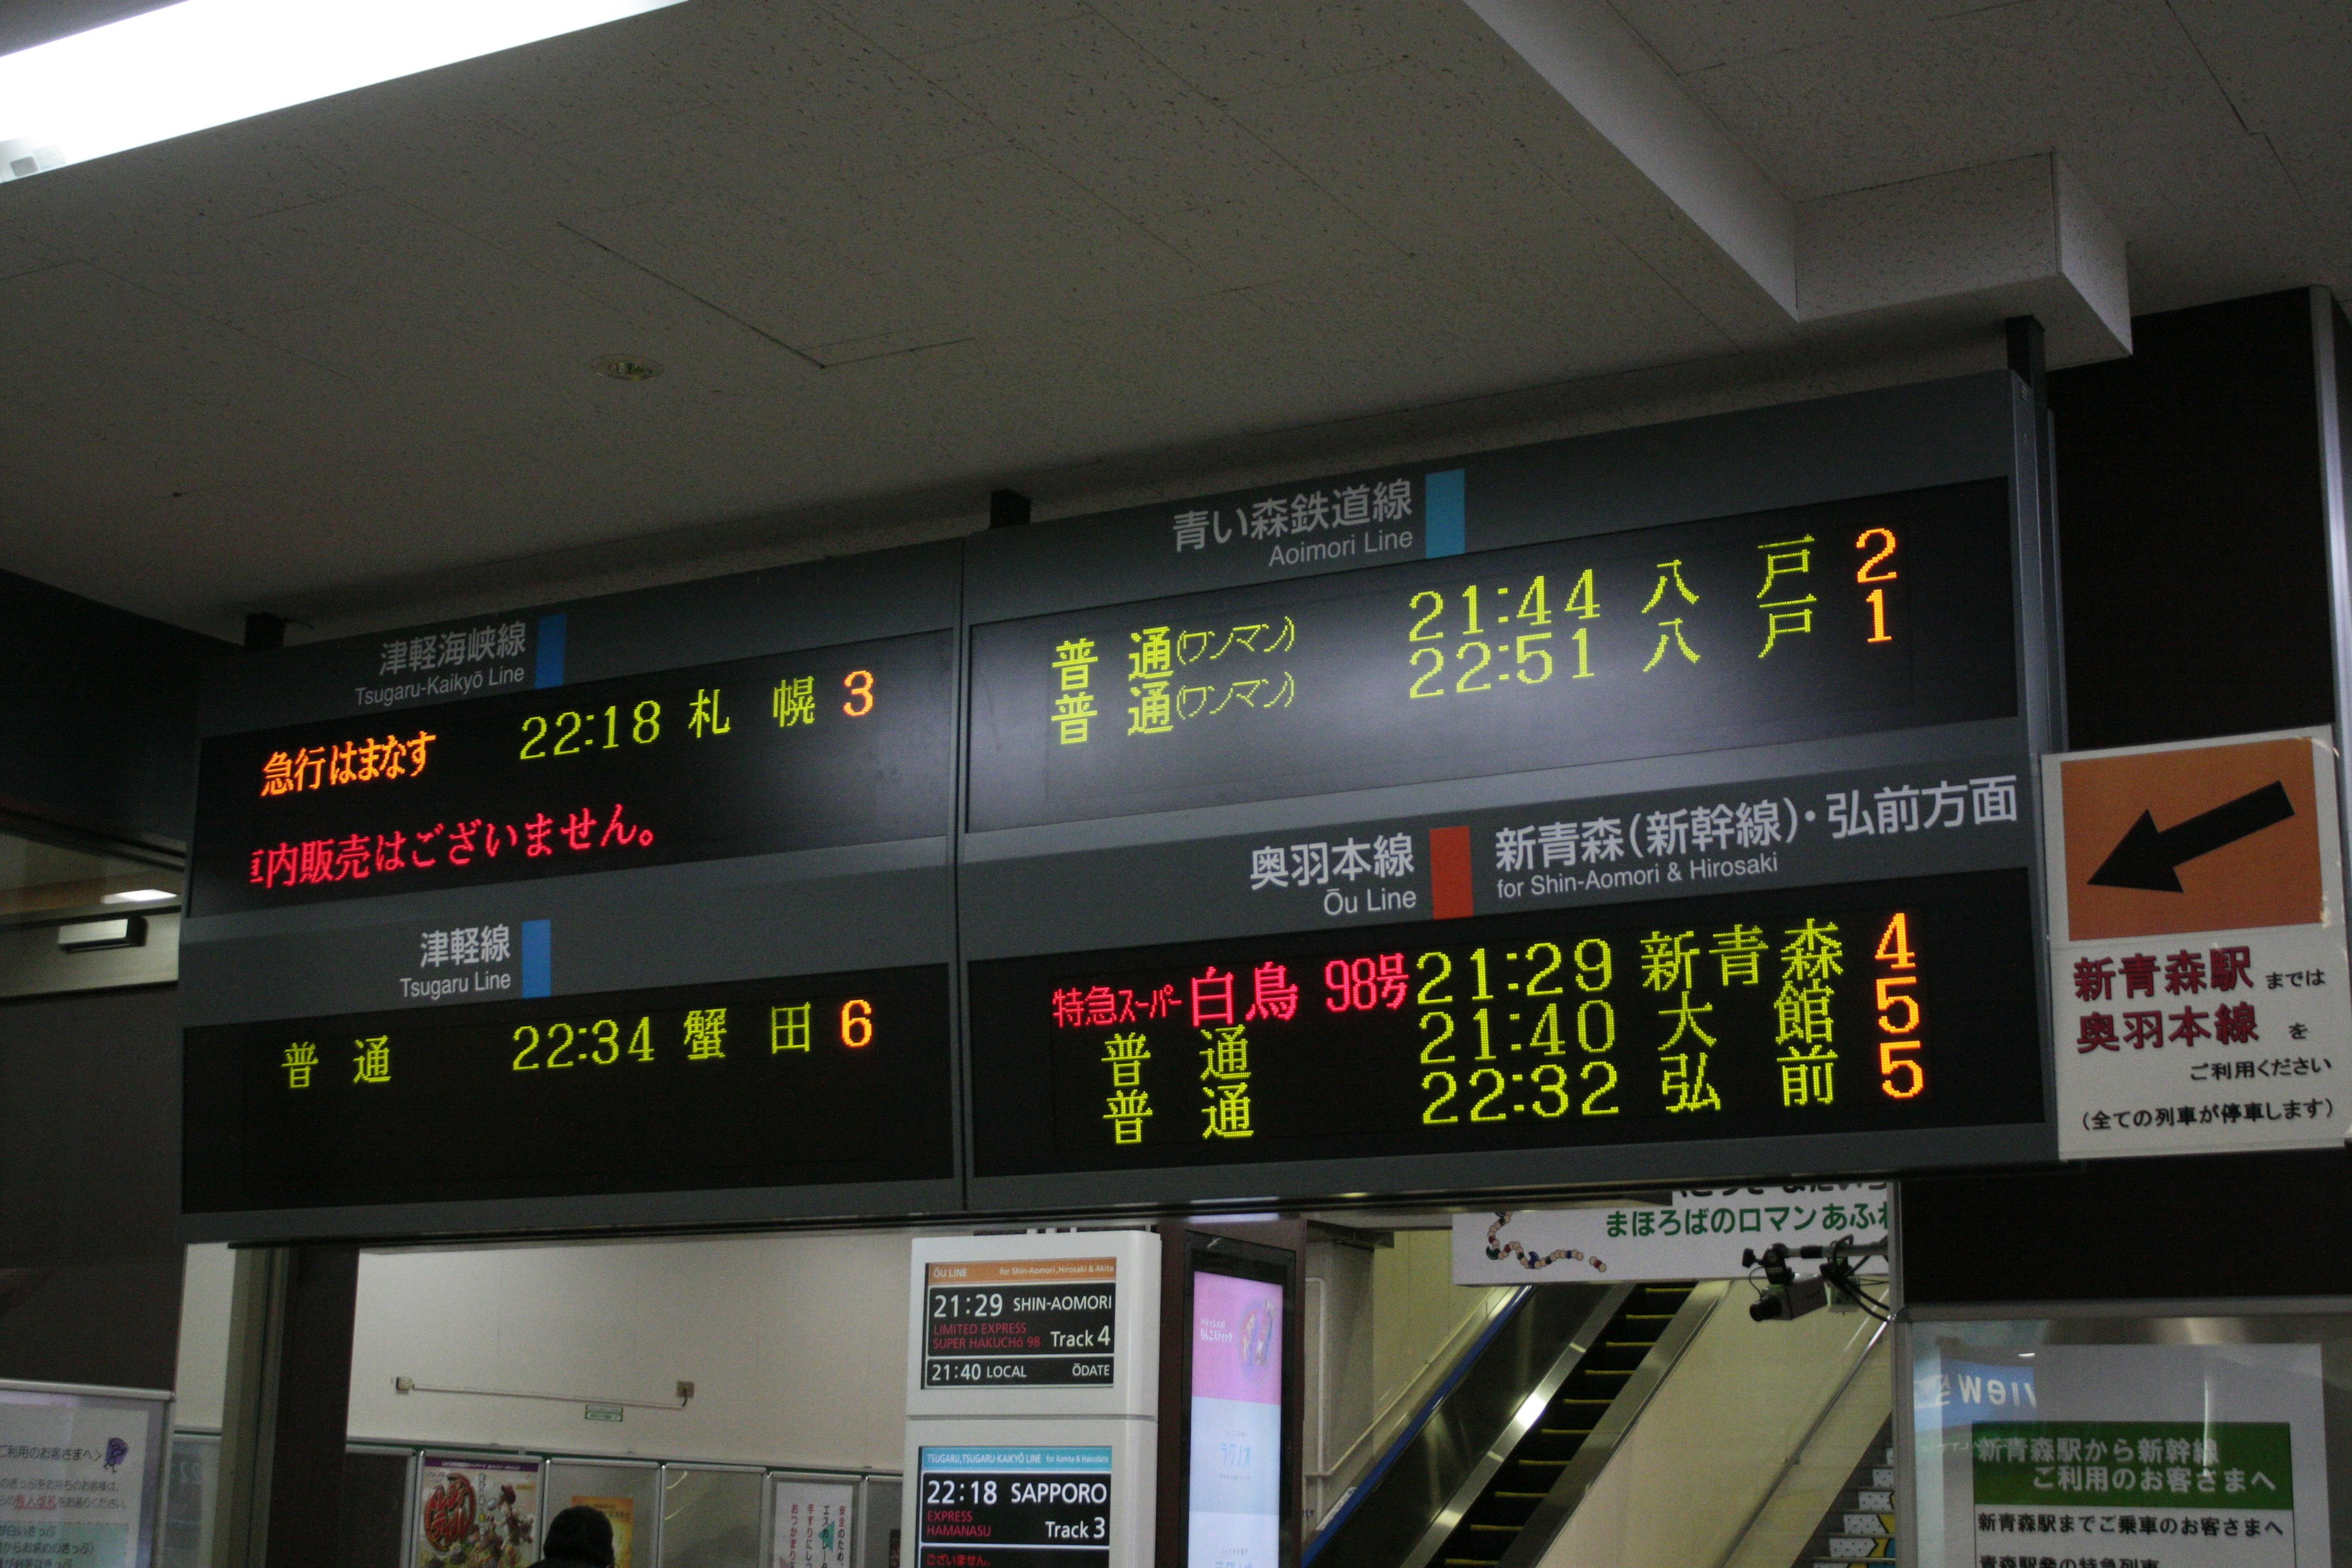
left=772, top=1477, right=855, bottom=1568
left=1450, top=1186, right=1888, bottom=1283
left=0, top=1383, right=168, bottom=1568
left=2044, top=729, right=2352, bottom=1158
left=1923, top=1344, right=2330, bottom=1568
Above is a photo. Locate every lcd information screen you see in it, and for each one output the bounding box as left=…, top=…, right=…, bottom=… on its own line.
left=968, top=869, right=2040, bottom=1177
left=923, top=1257, right=1118, bottom=1389
left=189, top=630, right=954, bottom=914
left=967, top=481, right=2015, bottom=831
left=918, top=1448, right=1111, bottom=1568
left=183, top=963, right=952, bottom=1214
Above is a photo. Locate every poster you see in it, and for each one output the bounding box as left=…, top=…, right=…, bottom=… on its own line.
left=772, top=1478, right=854, bottom=1568
left=0, top=1384, right=167, bottom=1568
left=1922, top=1344, right=2330, bottom=1568
left=417, top=1455, right=541, bottom=1568
left=1187, top=1271, right=1283, bottom=1568
left=1452, top=1186, right=1889, bottom=1283
left=571, top=1496, right=634, bottom=1568
left=2043, top=730, right=2352, bottom=1158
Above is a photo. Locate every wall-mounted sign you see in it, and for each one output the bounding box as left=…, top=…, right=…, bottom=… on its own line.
left=1920, top=1344, right=2332, bottom=1568
left=184, top=965, right=951, bottom=1222
left=0, top=1381, right=170, bottom=1568
left=1450, top=1185, right=1890, bottom=1283
left=2043, top=729, right=2352, bottom=1158
left=970, top=870, right=2042, bottom=1185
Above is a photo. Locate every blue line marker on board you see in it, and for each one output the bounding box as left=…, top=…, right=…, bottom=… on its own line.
left=520, top=919, right=552, bottom=998
left=534, top=614, right=567, bottom=688
left=1423, top=469, right=1466, bottom=558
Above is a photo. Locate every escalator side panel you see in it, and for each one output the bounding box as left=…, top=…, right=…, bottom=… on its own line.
left=1307, top=1283, right=1615, bottom=1568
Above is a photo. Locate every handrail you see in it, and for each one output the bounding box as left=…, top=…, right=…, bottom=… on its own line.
left=1489, top=1280, right=1730, bottom=1568
left=1301, top=1287, right=1534, bottom=1563
left=1309, top=1285, right=1521, bottom=1485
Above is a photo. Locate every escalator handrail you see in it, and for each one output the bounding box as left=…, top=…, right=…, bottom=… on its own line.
left=1301, top=1286, right=1532, bottom=1565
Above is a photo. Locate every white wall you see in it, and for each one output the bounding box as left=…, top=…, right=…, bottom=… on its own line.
left=343, top=1231, right=911, bottom=1470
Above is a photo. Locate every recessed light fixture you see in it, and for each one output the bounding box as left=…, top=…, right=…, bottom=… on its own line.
left=592, top=353, right=663, bottom=381
left=104, top=888, right=178, bottom=905
left=0, top=0, right=687, bottom=184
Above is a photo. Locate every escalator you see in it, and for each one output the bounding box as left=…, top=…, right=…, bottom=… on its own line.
left=1308, top=1280, right=1719, bottom=1568
left=1434, top=1282, right=1697, bottom=1568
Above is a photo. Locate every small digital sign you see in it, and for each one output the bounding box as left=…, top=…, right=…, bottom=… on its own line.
left=183, top=963, right=952, bottom=1216
left=968, top=869, right=2040, bottom=1178
left=189, top=630, right=954, bottom=914
left=918, top=1448, right=1111, bottom=1568
left=924, top=1258, right=1118, bottom=1389
left=967, top=481, right=2015, bottom=831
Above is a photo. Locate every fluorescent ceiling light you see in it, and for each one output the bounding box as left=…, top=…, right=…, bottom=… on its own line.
left=0, top=0, right=685, bottom=184
left=103, top=888, right=178, bottom=904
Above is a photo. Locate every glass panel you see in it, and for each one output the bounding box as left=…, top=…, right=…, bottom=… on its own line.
left=1907, top=1310, right=2352, bottom=1568
left=340, top=1449, right=412, bottom=1568
left=660, top=1467, right=764, bottom=1568
left=858, top=1479, right=902, bottom=1568
left=547, top=1460, right=663, bottom=1568
left=159, top=1433, right=218, bottom=1568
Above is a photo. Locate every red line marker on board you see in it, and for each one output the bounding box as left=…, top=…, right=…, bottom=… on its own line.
left=1428, top=826, right=1474, bottom=920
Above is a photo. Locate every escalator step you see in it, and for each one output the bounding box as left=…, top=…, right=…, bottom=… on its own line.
left=1491, top=1491, right=1547, bottom=1501
left=1467, top=1524, right=1520, bottom=1534
left=1514, top=1458, right=1570, bottom=1468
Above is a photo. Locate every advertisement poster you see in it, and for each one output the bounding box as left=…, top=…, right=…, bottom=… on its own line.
left=571, top=1496, right=634, bottom=1568
left=2043, top=730, right=2352, bottom=1158
left=0, top=1384, right=167, bottom=1568
left=417, top=1454, right=542, bottom=1568
left=1452, top=1185, right=1890, bottom=1282
left=772, top=1478, right=855, bottom=1568
left=1922, top=1344, right=2330, bottom=1568
left=1187, top=1271, right=1283, bottom=1568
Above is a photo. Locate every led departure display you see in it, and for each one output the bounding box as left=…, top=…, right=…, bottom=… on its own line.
left=188, top=630, right=954, bottom=914
left=967, top=870, right=2040, bottom=1176
left=967, top=481, right=2015, bottom=831
left=182, top=964, right=952, bottom=1214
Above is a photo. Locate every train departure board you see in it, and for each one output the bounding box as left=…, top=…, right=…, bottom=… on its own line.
left=967, top=869, right=2041, bottom=1178
left=968, top=482, right=2013, bottom=831
left=189, top=629, right=953, bottom=914
left=183, top=963, right=953, bottom=1216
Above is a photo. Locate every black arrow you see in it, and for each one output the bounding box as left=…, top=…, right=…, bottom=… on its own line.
left=2087, top=780, right=2296, bottom=892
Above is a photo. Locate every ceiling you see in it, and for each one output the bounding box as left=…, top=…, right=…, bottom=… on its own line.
left=0, top=0, right=2344, bottom=641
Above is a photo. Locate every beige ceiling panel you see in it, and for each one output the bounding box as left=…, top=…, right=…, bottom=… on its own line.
left=1136, top=187, right=1405, bottom=290
left=1606, top=0, right=1962, bottom=77
left=916, top=13, right=1322, bottom=220
left=1223, top=58, right=1617, bottom=257
left=573, top=146, right=1217, bottom=350
left=820, top=0, right=1093, bottom=60
left=1672, top=1, right=2248, bottom=201
left=1083, top=0, right=1434, bottom=103
left=2167, top=1, right=2352, bottom=279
